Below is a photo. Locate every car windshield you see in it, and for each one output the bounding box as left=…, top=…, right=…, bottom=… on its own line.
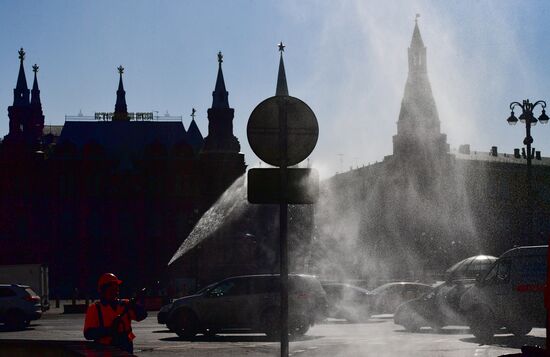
left=370, top=283, right=399, bottom=294
left=196, top=282, right=217, bottom=295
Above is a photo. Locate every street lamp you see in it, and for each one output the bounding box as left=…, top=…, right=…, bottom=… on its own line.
left=507, top=99, right=548, bottom=245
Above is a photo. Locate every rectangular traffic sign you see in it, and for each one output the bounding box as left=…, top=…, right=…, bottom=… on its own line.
left=247, top=168, right=319, bottom=204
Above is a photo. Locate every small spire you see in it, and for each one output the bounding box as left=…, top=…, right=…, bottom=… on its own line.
left=32, top=65, right=40, bottom=91
left=114, top=65, right=128, bottom=120
left=276, top=42, right=289, bottom=96
left=31, top=64, right=41, bottom=105
left=187, top=116, right=204, bottom=153
left=212, top=51, right=229, bottom=109
left=117, top=65, right=125, bottom=91
left=410, top=15, right=425, bottom=48
left=191, top=108, right=196, bottom=121
left=14, top=47, right=30, bottom=106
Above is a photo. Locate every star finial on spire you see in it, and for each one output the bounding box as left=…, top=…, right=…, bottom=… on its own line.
left=191, top=108, right=196, bottom=120
left=32, top=64, right=39, bottom=73
left=18, top=48, right=26, bottom=61
left=117, top=65, right=124, bottom=75
left=276, top=42, right=289, bottom=96
left=415, top=13, right=420, bottom=24
left=217, top=51, right=223, bottom=64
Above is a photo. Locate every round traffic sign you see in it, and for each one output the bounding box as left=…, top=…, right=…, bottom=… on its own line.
left=247, top=96, right=318, bottom=167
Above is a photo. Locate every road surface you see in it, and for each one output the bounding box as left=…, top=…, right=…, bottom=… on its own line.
left=0, top=312, right=545, bottom=356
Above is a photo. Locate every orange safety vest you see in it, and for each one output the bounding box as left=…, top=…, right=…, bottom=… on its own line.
left=83, top=299, right=137, bottom=345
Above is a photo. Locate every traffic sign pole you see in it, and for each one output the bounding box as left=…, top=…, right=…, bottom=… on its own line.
left=247, top=68, right=318, bottom=357
left=279, top=97, right=289, bottom=357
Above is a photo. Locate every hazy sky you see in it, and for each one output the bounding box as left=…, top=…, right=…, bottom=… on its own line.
left=1, top=1, right=550, bottom=177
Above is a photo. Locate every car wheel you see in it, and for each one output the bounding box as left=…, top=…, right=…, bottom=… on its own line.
left=172, top=309, right=200, bottom=339
left=289, top=315, right=309, bottom=337
left=400, top=311, right=423, bottom=332
left=166, top=321, right=176, bottom=332
left=468, top=305, right=496, bottom=343
left=262, top=310, right=280, bottom=340
left=4, top=310, right=26, bottom=330
left=402, top=318, right=421, bottom=332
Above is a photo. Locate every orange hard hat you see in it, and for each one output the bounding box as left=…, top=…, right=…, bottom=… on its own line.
left=97, top=273, right=122, bottom=290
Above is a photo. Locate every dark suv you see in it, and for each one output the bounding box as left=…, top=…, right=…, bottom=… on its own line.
left=158, top=274, right=328, bottom=338
left=0, top=284, right=42, bottom=329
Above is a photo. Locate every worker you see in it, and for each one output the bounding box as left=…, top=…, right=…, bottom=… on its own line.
left=83, top=273, right=147, bottom=354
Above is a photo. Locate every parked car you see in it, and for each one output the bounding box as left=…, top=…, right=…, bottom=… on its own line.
left=394, top=255, right=497, bottom=331
left=321, top=282, right=371, bottom=322
left=460, top=245, right=547, bottom=341
left=394, top=281, right=468, bottom=331
left=158, top=274, right=328, bottom=339
left=368, top=282, right=432, bottom=314
left=0, top=264, right=49, bottom=311
left=0, top=284, right=42, bottom=329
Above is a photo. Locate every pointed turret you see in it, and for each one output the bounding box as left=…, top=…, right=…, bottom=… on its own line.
left=199, top=53, right=246, bottom=205
left=275, top=42, right=289, bottom=96
left=31, top=64, right=42, bottom=106
left=410, top=17, right=425, bottom=48
left=5, top=48, right=32, bottom=143
left=14, top=48, right=30, bottom=106
left=212, top=51, right=229, bottom=109
left=408, top=15, right=427, bottom=74
left=113, top=65, right=129, bottom=121
left=29, top=64, right=45, bottom=147
left=187, top=109, right=204, bottom=154
left=392, top=16, right=449, bottom=159
left=203, top=52, right=240, bottom=153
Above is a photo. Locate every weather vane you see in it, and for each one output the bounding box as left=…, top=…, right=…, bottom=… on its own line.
left=415, top=13, right=421, bottom=23
left=32, top=64, right=39, bottom=73
left=18, top=48, right=25, bottom=61
left=117, top=65, right=124, bottom=75
left=278, top=42, right=285, bottom=53
left=217, top=51, right=223, bottom=64
left=191, top=108, right=196, bottom=120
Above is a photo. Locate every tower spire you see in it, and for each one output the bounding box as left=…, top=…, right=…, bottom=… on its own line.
left=113, top=65, right=128, bottom=121
left=31, top=64, right=41, bottom=106
left=212, top=51, right=229, bottom=109
left=203, top=51, right=240, bottom=153
left=393, top=18, right=449, bottom=159
left=29, top=63, right=45, bottom=147
left=14, top=48, right=30, bottom=106
left=276, top=42, right=289, bottom=96
left=411, top=14, right=425, bottom=49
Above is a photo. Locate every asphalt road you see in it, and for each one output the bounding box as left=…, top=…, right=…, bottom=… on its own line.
left=0, top=312, right=545, bottom=356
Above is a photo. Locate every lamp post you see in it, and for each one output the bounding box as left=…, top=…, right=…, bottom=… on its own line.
left=506, top=99, right=549, bottom=245
left=508, top=99, right=550, bottom=356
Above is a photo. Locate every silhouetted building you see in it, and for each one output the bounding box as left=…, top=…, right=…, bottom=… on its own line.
left=0, top=50, right=246, bottom=296
left=169, top=45, right=315, bottom=290
left=318, top=20, right=550, bottom=282
left=4, top=49, right=44, bottom=151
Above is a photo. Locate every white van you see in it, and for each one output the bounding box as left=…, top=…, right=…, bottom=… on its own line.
left=460, top=245, right=547, bottom=341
